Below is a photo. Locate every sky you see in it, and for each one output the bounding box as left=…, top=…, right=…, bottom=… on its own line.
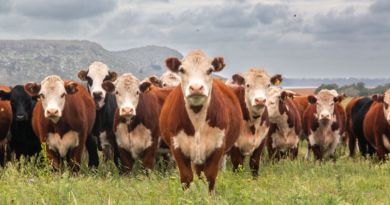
left=0, top=0, right=389, bottom=78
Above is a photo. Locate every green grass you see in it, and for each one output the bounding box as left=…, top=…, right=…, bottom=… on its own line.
left=341, top=97, right=353, bottom=108
left=1, top=141, right=390, bottom=204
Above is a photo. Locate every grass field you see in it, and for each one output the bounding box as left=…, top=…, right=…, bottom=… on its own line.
left=2, top=97, right=390, bottom=204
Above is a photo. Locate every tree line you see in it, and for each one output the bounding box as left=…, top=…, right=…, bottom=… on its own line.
left=314, top=82, right=390, bottom=97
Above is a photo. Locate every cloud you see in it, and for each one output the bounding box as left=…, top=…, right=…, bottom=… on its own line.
left=14, top=0, right=117, bottom=21
left=0, top=0, right=12, bottom=14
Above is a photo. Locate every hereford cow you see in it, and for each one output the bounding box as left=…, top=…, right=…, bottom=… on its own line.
left=0, top=85, right=41, bottom=162
left=225, top=72, right=243, bottom=86
left=148, top=72, right=181, bottom=88
left=78, top=62, right=121, bottom=166
left=0, top=86, right=12, bottom=167
left=267, top=89, right=301, bottom=159
left=345, top=97, right=362, bottom=157
left=226, top=69, right=282, bottom=173
left=160, top=50, right=242, bottom=192
left=363, top=91, right=390, bottom=161
left=25, top=76, right=98, bottom=171
left=101, top=74, right=173, bottom=172
left=303, top=90, right=346, bottom=160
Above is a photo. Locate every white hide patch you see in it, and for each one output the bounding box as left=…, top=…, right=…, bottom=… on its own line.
left=307, top=122, right=340, bottom=158
left=115, top=123, right=152, bottom=159
left=47, top=131, right=79, bottom=158
left=173, top=127, right=225, bottom=165
left=234, top=119, right=268, bottom=156
left=382, top=135, right=390, bottom=151
left=270, top=128, right=299, bottom=153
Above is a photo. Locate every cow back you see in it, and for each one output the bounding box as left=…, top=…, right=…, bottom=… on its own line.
left=363, top=102, right=390, bottom=147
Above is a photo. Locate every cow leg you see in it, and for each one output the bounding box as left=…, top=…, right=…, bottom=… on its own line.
left=69, top=144, right=84, bottom=173
left=367, top=143, right=376, bottom=157
left=46, top=147, right=60, bottom=170
left=204, top=148, right=224, bottom=193
left=250, top=138, right=266, bottom=177
left=229, top=146, right=243, bottom=172
left=172, top=148, right=193, bottom=189
left=193, top=164, right=204, bottom=178
left=305, top=142, right=311, bottom=160
left=118, top=147, right=135, bottom=173
left=219, top=153, right=228, bottom=170
left=310, top=144, right=323, bottom=160
left=0, top=139, right=5, bottom=167
left=358, top=139, right=368, bottom=157
left=289, top=146, right=299, bottom=160
left=141, top=137, right=159, bottom=171
left=348, top=133, right=357, bottom=157
left=85, top=134, right=99, bottom=168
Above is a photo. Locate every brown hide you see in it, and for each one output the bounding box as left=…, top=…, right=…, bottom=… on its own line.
left=363, top=102, right=390, bottom=161
left=345, top=97, right=362, bottom=156
left=0, top=86, right=12, bottom=167
left=160, top=79, right=242, bottom=190
left=267, top=98, right=301, bottom=160
left=113, top=88, right=163, bottom=171
left=292, top=96, right=310, bottom=120
left=32, top=80, right=96, bottom=171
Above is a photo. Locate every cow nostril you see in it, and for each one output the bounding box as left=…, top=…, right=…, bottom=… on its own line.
left=262, top=99, right=267, bottom=104
left=189, top=86, right=194, bottom=92
left=199, top=85, right=204, bottom=92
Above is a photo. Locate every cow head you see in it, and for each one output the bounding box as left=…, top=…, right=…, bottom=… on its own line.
left=24, top=76, right=78, bottom=123
left=149, top=72, right=181, bottom=88
left=225, top=72, right=243, bottom=86
left=102, top=74, right=151, bottom=123
left=232, top=68, right=283, bottom=114
left=308, top=90, right=345, bottom=121
left=0, top=85, right=39, bottom=122
left=165, top=50, right=225, bottom=107
left=78, top=62, right=117, bottom=110
left=372, top=91, right=390, bottom=123
left=267, top=89, right=289, bottom=122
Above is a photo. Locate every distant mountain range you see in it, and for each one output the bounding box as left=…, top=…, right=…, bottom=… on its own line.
left=0, top=40, right=388, bottom=88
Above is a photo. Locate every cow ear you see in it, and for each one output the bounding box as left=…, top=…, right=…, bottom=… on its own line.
left=378, top=94, right=385, bottom=103
left=78, top=70, right=88, bottom=81
left=148, top=76, right=162, bottom=87
left=109, top=71, right=118, bottom=81
left=334, top=96, right=341, bottom=104
left=165, top=57, right=182, bottom=73
left=335, top=94, right=346, bottom=103
left=232, top=74, right=245, bottom=86
left=270, top=74, right=283, bottom=86
left=211, top=57, right=226, bottom=72
left=140, top=81, right=152, bottom=93
left=308, top=95, right=317, bottom=104
left=0, top=91, right=11, bottom=101
left=372, top=94, right=379, bottom=102
left=280, top=91, right=288, bottom=101
left=342, top=93, right=347, bottom=100
left=24, top=83, right=41, bottom=96
left=288, top=92, right=295, bottom=99
left=65, top=82, right=79, bottom=95
left=102, top=81, right=115, bottom=93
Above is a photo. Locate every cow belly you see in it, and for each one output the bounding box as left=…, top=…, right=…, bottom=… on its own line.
left=271, top=129, right=299, bottom=153
left=173, top=126, right=225, bottom=165
left=115, top=123, right=152, bottom=159
left=47, top=131, right=79, bottom=158
left=235, top=122, right=268, bottom=156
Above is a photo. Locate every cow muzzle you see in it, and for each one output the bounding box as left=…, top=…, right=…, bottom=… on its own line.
left=15, top=114, right=27, bottom=122
left=45, top=109, right=61, bottom=122
left=93, top=91, right=103, bottom=100
left=188, top=83, right=206, bottom=97
left=320, top=113, right=331, bottom=120
left=253, top=97, right=267, bottom=107
left=121, top=107, right=135, bottom=117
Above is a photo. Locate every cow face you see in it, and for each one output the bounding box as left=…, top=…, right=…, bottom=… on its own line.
left=102, top=74, right=151, bottom=122
left=78, top=62, right=117, bottom=110
left=149, top=72, right=181, bottom=88
left=165, top=50, right=225, bottom=107
left=232, top=68, right=283, bottom=114
left=24, top=76, right=78, bottom=123
left=308, top=90, right=344, bottom=121
left=373, top=92, right=390, bottom=123
left=0, top=85, right=39, bottom=122
left=267, top=89, right=289, bottom=122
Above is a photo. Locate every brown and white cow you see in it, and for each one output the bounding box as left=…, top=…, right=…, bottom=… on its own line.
left=225, top=72, right=244, bottom=86
left=266, top=88, right=301, bottom=160
left=303, top=90, right=346, bottom=160
left=226, top=69, right=282, bottom=174
left=25, top=76, right=96, bottom=171
left=148, top=72, right=181, bottom=88
left=102, top=74, right=173, bottom=172
left=363, top=91, right=390, bottom=161
left=160, top=50, right=242, bottom=192
left=0, top=86, right=12, bottom=167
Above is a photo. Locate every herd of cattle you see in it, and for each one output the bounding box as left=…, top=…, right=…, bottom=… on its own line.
left=0, top=49, right=389, bottom=192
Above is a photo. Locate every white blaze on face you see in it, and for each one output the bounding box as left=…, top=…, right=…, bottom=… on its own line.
left=382, top=91, right=390, bottom=122
left=160, top=72, right=181, bottom=88
left=39, top=76, right=67, bottom=122
left=86, top=62, right=110, bottom=109
left=243, top=68, right=272, bottom=112
left=267, top=88, right=283, bottom=121
left=113, top=74, right=141, bottom=121
left=179, top=50, right=214, bottom=106
left=316, top=90, right=336, bottom=121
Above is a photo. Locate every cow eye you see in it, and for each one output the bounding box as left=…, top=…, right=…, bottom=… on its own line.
left=207, top=68, right=214, bottom=75
left=179, top=68, right=185, bottom=74
left=268, top=84, right=271, bottom=88
left=246, top=84, right=250, bottom=88
left=40, top=94, right=45, bottom=99
left=61, top=93, right=66, bottom=98
left=86, top=76, right=93, bottom=86
left=385, top=103, right=389, bottom=109
left=103, top=75, right=110, bottom=82
left=136, top=91, right=139, bottom=95
left=330, top=103, right=334, bottom=106
left=115, top=91, right=119, bottom=95
left=163, top=83, right=167, bottom=87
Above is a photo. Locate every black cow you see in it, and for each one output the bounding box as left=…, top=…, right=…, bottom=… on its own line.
left=351, top=97, right=376, bottom=157
left=0, top=85, right=41, bottom=160
left=78, top=62, right=121, bottom=167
